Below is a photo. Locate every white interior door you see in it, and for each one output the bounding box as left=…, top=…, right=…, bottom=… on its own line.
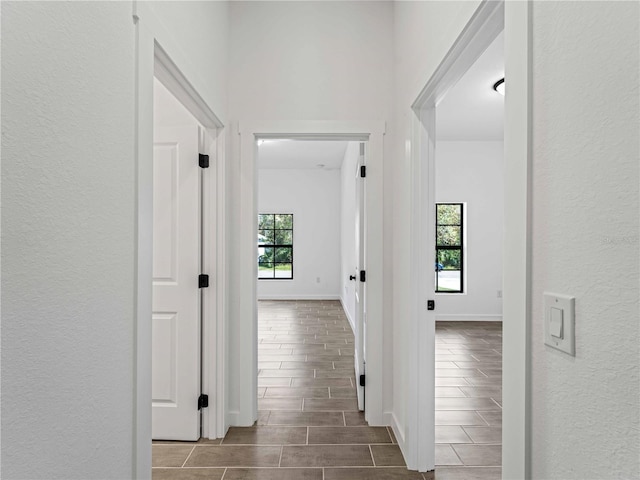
left=354, top=142, right=367, bottom=411
left=152, top=126, right=201, bottom=441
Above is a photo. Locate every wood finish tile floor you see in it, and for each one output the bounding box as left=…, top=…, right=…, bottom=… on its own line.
left=153, top=302, right=502, bottom=480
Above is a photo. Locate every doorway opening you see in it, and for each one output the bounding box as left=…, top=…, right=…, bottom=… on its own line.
left=255, top=139, right=368, bottom=413
left=150, top=77, right=218, bottom=441
left=135, top=35, right=227, bottom=474
left=231, top=122, right=386, bottom=431
left=406, top=0, right=531, bottom=476
left=431, top=28, right=505, bottom=476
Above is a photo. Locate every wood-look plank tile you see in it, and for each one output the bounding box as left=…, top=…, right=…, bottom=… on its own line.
left=223, top=468, right=323, bottom=480
left=370, top=444, right=406, bottom=466
left=280, top=445, right=373, bottom=467
left=451, top=444, right=501, bottom=466
left=431, top=467, right=502, bottom=480
left=267, top=411, right=345, bottom=426
left=265, top=387, right=329, bottom=398
left=258, top=398, right=303, bottom=411
left=184, top=445, right=281, bottom=467
left=462, top=427, right=502, bottom=444
left=308, top=426, right=391, bottom=444
left=152, top=468, right=225, bottom=480
left=435, top=397, right=501, bottom=411
left=435, top=426, right=472, bottom=444
left=303, top=398, right=359, bottom=411
left=324, top=467, right=426, bottom=479
left=152, top=445, right=194, bottom=468
left=292, top=378, right=352, bottom=388
left=222, top=426, right=307, bottom=445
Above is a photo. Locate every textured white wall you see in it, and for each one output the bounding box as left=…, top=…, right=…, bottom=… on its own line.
left=1, top=3, right=136, bottom=478
left=340, top=142, right=360, bottom=330
left=257, top=169, right=341, bottom=299
left=142, top=1, right=229, bottom=122
left=1, top=2, right=230, bottom=478
left=392, top=0, right=482, bottom=441
left=530, top=2, right=640, bottom=478
left=435, top=141, right=503, bottom=320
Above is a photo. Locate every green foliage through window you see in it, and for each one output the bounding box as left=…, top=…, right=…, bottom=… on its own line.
left=258, top=214, right=293, bottom=279
left=436, top=204, right=463, bottom=293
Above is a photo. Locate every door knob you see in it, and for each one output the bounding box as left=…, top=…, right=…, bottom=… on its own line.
left=349, top=275, right=356, bottom=281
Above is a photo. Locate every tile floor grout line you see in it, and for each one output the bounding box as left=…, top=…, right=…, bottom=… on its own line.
left=368, top=444, right=376, bottom=466
left=278, top=445, right=283, bottom=467
left=180, top=445, right=197, bottom=468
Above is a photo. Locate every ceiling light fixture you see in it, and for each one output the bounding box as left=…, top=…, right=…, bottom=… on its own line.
left=493, top=78, right=505, bottom=96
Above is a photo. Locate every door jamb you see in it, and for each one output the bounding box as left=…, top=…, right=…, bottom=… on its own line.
left=232, top=121, right=386, bottom=428
left=407, top=0, right=532, bottom=476
left=134, top=8, right=227, bottom=478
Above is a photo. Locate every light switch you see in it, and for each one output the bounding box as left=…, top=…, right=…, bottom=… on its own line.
left=544, top=292, right=575, bottom=356
left=549, top=307, right=563, bottom=339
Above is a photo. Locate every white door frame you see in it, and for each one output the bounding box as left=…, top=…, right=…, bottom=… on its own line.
left=407, top=0, right=532, bottom=476
left=134, top=6, right=227, bottom=478
left=232, top=121, right=386, bottom=427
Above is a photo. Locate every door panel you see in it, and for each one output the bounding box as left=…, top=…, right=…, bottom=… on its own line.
left=152, top=126, right=201, bottom=441
left=354, top=143, right=366, bottom=411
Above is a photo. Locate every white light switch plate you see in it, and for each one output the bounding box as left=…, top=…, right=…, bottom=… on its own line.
left=544, top=292, right=575, bottom=356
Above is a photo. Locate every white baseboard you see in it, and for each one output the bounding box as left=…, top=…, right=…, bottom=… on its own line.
left=226, top=410, right=240, bottom=426
left=257, top=294, right=341, bottom=301
left=436, top=314, right=502, bottom=322
left=340, top=296, right=356, bottom=334
left=389, top=411, right=406, bottom=457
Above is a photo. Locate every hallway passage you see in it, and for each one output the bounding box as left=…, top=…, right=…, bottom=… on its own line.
left=434, top=321, right=502, bottom=479
left=152, top=302, right=502, bottom=479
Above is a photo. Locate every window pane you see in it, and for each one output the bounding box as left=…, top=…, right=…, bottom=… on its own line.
left=437, top=226, right=461, bottom=246
left=258, top=262, right=275, bottom=278
left=260, top=247, right=275, bottom=263
left=273, top=263, right=292, bottom=278
left=437, top=249, right=461, bottom=270
left=275, top=229, right=292, bottom=245
left=275, top=214, right=293, bottom=229
left=437, top=204, right=461, bottom=225
left=274, top=247, right=292, bottom=262
left=436, top=269, right=461, bottom=292
left=259, top=214, right=274, bottom=229
left=258, top=229, right=274, bottom=245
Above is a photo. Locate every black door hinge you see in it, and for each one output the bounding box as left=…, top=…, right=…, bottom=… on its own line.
left=427, top=300, right=435, bottom=310
left=199, top=274, right=209, bottom=288
left=199, top=153, right=210, bottom=169
left=198, top=394, right=209, bottom=410
left=360, top=165, right=366, bottom=178
left=360, top=270, right=366, bottom=282
left=359, top=374, right=366, bottom=387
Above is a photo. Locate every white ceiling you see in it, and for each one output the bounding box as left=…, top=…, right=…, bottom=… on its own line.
left=436, top=31, right=504, bottom=141
left=258, top=140, right=349, bottom=170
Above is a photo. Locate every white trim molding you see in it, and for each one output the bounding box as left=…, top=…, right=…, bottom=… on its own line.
left=436, top=315, right=503, bottom=322
left=134, top=5, right=227, bottom=477
left=407, top=0, right=533, bottom=474
left=258, top=294, right=341, bottom=301
left=232, top=120, right=387, bottom=428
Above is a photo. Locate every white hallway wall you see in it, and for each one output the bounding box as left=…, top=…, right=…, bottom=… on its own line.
left=435, top=141, right=504, bottom=321
left=257, top=168, right=341, bottom=300
left=530, top=2, right=639, bottom=478
left=1, top=2, right=229, bottom=478
left=392, top=0, right=483, bottom=445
